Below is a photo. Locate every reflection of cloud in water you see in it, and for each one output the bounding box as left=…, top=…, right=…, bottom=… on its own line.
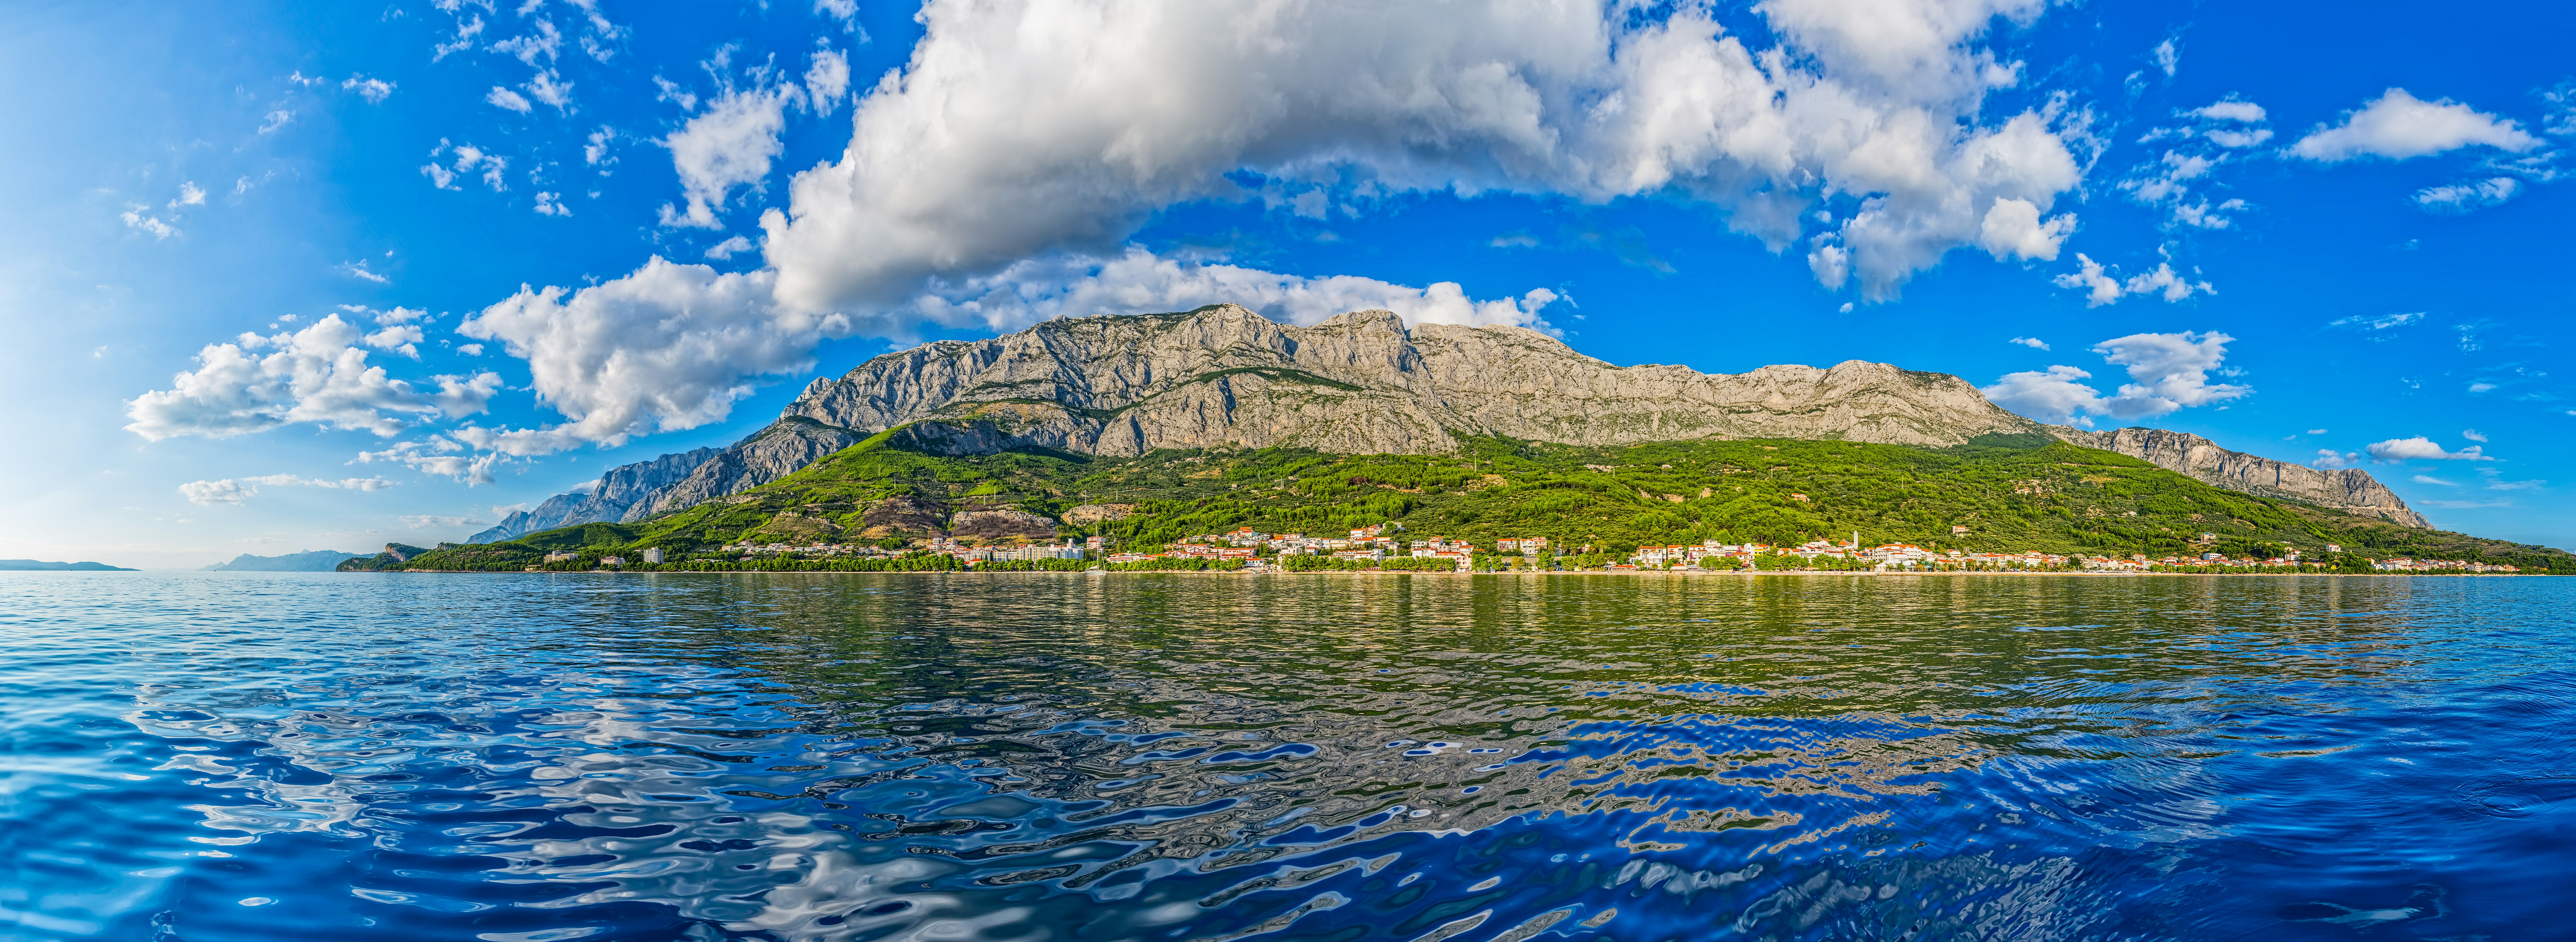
left=121, top=655, right=2233, bottom=940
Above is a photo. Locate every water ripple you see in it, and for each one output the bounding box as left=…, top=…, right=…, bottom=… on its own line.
left=2, top=571, right=2571, bottom=939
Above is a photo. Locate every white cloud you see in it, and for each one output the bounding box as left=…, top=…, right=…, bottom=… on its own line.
left=491, top=18, right=562, bottom=64
left=2412, top=474, right=2458, bottom=486
left=652, top=75, right=697, bottom=111
left=815, top=0, right=861, bottom=30
left=180, top=480, right=253, bottom=505
left=125, top=315, right=500, bottom=440
left=2150, top=38, right=2178, bottom=77
left=454, top=259, right=824, bottom=451
left=363, top=324, right=425, bottom=358
left=805, top=48, right=850, bottom=112
left=244, top=474, right=397, bottom=491
left=1983, top=330, right=2247, bottom=423
left=525, top=70, right=575, bottom=112
left=1974, top=197, right=2074, bottom=262
left=2329, top=311, right=2423, bottom=331
left=434, top=13, right=486, bottom=60
left=400, top=515, right=486, bottom=528
left=2052, top=254, right=2212, bottom=306
left=257, top=110, right=294, bottom=135
left=457, top=343, right=485, bottom=356
left=2413, top=177, right=2521, bottom=213
left=584, top=126, right=617, bottom=166
left=1979, top=364, right=2101, bottom=426
left=171, top=181, right=206, bottom=208
left=486, top=86, right=535, bottom=113
left=178, top=474, right=392, bottom=506
left=2122, top=101, right=2272, bottom=227
left=658, top=85, right=794, bottom=229
left=533, top=191, right=572, bottom=216
left=2190, top=99, right=2264, bottom=124
left=2051, top=254, right=2120, bottom=305
left=2289, top=89, right=2540, bottom=162
left=120, top=204, right=179, bottom=239
left=760, top=0, right=2089, bottom=311
left=2311, top=450, right=2362, bottom=469
left=2365, top=436, right=2494, bottom=462
left=2091, top=330, right=2248, bottom=418
left=342, top=260, right=391, bottom=284
left=704, top=235, right=754, bottom=260
left=2008, top=336, right=2048, bottom=350
left=906, top=246, right=1563, bottom=337
left=2306, top=428, right=2327, bottom=435
left=2118, top=262, right=2215, bottom=302
left=353, top=439, right=499, bottom=484
left=343, top=75, right=396, bottom=103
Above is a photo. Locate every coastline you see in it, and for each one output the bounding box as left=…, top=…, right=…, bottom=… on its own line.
left=364, top=568, right=2535, bottom=577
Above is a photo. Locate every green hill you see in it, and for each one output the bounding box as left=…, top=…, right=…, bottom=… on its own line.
left=373, top=431, right=2574, bottom=574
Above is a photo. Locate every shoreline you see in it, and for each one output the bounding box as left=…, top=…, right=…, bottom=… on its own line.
left=368, top=567, right=2538, bottom=578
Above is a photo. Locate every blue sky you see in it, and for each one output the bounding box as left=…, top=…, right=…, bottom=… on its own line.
left=3, top=0, right=2570, bottom=567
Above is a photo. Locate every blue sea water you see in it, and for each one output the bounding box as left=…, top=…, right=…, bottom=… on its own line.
left=2, top=571, right=2571, bottom=941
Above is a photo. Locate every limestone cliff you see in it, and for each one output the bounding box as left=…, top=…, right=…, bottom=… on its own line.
left=476, top=304, right=2426, bottom=535
left=469, top=447, right=719, bottom=543
left=785, top=305, right=2043, bottom=455
left=2047, top=426, right=2429, bottom=528
left=644, top=418, right=865, bottom=515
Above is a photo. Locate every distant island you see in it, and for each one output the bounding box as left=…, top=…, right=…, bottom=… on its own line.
left=334, top=307, right=2564, bottom=576
left=0, top=559, right=136, bottom=571
left=203, top=550, right=365, bottom=572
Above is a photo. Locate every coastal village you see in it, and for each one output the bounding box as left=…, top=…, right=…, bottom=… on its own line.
left=627, top=525, right=2523, bottom=575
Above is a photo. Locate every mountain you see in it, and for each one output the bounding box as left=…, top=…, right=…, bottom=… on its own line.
left=380, top=434, right=2576, bottom=575
left=202, top=550, right=365, bottom=572
left=470, top=447, right=719, bottom=543
left=785, top=305, right=2036, bottom=454
left=480, top=305, right=2424, bottom=532
left=0, top=559, right=136, bottom=571
left=2047, top=427, right=2428, bottom=528
left=336, top=543, right=435, bottom=572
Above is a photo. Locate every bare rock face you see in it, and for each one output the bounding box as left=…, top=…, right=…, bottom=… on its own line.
left=469, top=447, right=720, bottom=543
left=948, top=507, right=1061, bottom=541
left=782, top=305, right=2044, bottom=456
left=478, top=306, right=2426, bottom=534
left=647, top=418, right=865, bottom=515
left=856, top=495, right=947, bottom=537
left=1063, top=504, right=1136, bottom=526
left=2049, top=426, right=2429, bottom=528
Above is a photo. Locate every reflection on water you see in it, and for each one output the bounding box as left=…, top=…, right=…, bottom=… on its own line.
left=4, top=571, right=2573, bottom=940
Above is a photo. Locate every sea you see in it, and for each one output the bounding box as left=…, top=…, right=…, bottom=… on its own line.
left=2, top=570, right=2570, bottom=941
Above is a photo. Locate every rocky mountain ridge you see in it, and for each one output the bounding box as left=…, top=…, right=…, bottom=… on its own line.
left=2046, top=427, right=2428, bottom=528
left=471, top=305, right=2428, bottom=539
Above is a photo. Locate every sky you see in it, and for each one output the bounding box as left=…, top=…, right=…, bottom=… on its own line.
left=2, top=0, right=2570, bottom=568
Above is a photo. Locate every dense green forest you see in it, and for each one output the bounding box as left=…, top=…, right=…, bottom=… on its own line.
left=347, top=430, right=2576, bottom=574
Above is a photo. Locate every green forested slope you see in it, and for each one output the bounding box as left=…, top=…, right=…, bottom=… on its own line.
left=369, top=431, right=2575, bottom=573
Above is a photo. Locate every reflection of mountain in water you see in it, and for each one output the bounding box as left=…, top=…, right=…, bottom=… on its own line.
left=108, top=574, right=2529, bottom=940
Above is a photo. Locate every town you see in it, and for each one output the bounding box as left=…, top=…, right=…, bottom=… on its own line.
left=595, top=526, right=2520, bottom=575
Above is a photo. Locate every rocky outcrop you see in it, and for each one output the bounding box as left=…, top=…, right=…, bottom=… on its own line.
left=856, top=495, right=947, bottom=537
left=1063, top=504, right=1137, bottom=525
left=645, top=418, right=866, bottom=515
left=471, top=419, right=863, bottom=544
left=949, top=507, right=1061, bottom=541
left=2048, top=426, right=2429, bottom=528
left=782, top=305, right=2044, bottom=456
left=470, top=447, right=719, bottom=543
